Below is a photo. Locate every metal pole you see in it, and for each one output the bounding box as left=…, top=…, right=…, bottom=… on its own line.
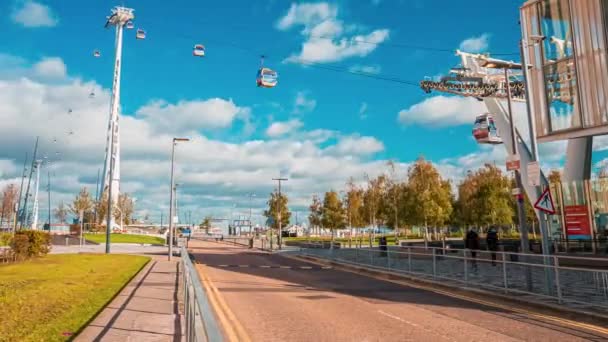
left=278, top=181, right=282, bottom=250
left=22, top=137, right=39, bottom=228
left=105, top=119, right=115, bottom=254
left=520, top=39, right=551, bottom=256
left=31, top=160, right=42, bottom=230
left=15, top=152, right=27, bottom=231
left=505, top=67, right=530, bottom=254
left=47, top=170, right=51, bottom=232
left=168, top=141, right=176, bottom=261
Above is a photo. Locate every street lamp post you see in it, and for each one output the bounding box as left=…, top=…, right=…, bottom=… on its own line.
left=248, top=193, right=256, bottom=235
left=272, top=178, right=288, bottom=250
left=168, top=138, right=190, bottom=261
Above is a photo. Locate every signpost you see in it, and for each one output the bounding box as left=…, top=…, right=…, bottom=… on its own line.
left=534, top=188, right=555, bottom=214
left=506, top=154, right=521, bottom=171
left=527, top=161, right=540, bottom=186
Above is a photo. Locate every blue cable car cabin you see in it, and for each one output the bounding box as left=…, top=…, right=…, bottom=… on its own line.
left=125, top=21, right=134, bottom=29
left=257, top=67, right=278, bottom=88
left=193, top=44, right=205, bottom=57
left=472, top=113, right=502, bottom=144
left=136, top=29, right=146, bottom=40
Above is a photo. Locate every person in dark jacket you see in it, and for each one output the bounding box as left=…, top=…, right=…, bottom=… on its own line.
left=486, top=226, right=499, bottom=266
left=465, top=228, right=480, bottom=270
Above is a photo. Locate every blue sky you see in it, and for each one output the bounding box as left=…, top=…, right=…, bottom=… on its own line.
left=1, top=0, right=607, bottom=225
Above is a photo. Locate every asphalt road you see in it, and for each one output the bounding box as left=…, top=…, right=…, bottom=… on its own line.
left=189, top=240, right=608, bottom=342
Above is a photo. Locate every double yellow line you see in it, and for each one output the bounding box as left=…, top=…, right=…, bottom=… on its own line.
left=196, top=264, right=251, bottom=342
left=283, top=254, right=608, bottom=336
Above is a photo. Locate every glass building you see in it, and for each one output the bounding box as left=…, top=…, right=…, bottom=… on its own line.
left=521, top=0, right=608, bottom=142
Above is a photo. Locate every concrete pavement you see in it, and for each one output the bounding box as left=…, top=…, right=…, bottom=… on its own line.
left=190, top=240, right=608, bottom=342
left=76, top=257, right=184, bottom=341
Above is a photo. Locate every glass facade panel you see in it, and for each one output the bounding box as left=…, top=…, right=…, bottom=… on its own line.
left=539, top=0, right=581, bottom=132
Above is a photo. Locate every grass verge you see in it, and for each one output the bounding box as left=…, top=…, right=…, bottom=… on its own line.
left=84, top=233, right=165, bottom=245
left=0, top=254, right=149, bottom=341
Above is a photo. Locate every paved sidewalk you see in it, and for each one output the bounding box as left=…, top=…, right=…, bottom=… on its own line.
left=76, top=257, right=184, bottom=341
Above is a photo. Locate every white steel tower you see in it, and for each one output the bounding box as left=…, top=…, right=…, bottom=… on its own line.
left=31, top=160, right=42, bottom=230
left=101, top=6, right=134, bottom=230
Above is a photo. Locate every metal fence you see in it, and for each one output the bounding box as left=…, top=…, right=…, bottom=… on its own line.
left=297, top=245, right=608, bottom=310
left=181, top=245, right=223, bottom=342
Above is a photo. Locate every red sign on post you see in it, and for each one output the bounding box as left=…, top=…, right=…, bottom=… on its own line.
left=563, top=205, right=592, bottom=237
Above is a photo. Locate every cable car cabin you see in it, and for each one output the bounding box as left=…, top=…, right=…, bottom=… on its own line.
left=472, top=114, right=502, bottom=144
left=256, top=68, right=278, bottom=88
left=125, top=21, right=134, bottom=29
left=93, top=50, right=101, bottom=57
left=193, top=44, right=205, bottom=57
left=136, top=29, right=146, bottom=40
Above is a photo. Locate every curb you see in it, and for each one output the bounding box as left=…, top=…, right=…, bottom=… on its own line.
left=285, top=253, right=608, bottom=328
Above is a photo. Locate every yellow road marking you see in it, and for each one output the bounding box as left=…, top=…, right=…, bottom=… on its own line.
left=196, top=264, right=251, bottom=342
left=281, top=254, right=608, bottom=336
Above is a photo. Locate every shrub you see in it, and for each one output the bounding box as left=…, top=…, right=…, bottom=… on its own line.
left=0, top=232, right=12, bottom=246
left=10, top=230, right=51, bottom=261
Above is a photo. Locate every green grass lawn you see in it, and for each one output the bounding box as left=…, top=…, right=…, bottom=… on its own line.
left=0, top=254, right=149, bottom=341
left=84, top=233, right=165, bottom=245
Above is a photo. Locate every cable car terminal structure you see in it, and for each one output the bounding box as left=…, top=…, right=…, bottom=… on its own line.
left=422, top=0, right=608, bottom=252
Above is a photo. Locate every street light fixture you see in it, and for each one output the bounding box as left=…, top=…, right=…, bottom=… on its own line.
left=272, top=177, right=288, bottom=250
left=168, top=137, right=190, bottom=261
left=248, top=193, right=256, bottom=235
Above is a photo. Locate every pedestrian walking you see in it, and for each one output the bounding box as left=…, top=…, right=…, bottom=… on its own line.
left=486, top=226, right=499, bottom=266
left=465, top=228, right=480, bottom=270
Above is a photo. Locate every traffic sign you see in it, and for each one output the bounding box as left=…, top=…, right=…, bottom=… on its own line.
left=506, top=155, right=520, bottom=171
left=527, top=161, right=540, bottom=186
left=534, top=188, right=555, bottom=214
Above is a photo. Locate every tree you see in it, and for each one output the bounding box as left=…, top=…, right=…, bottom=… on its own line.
left=200, top=216, right=212, bottom=234
left=321, top=191, right=345, bottom=245
left=69, top=187, right=94, bottom=222
left=54, top=201, right=69, bottom=223
left=116, top=193, right=135, bottom=225
left=548, top=169, right=562, bottom=183
left=263, top=192, right=291, bottom=230
left=0, top=184, right=18, bottom=226
left=471, top=164, right=513, bottom=228
left=94, top=190, right=108, bottom=224
left=405, top=157, right=453, bottom=240
left=308, top=195, right=322, bottom=236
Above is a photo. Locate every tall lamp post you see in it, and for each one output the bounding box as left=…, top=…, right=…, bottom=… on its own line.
left=272, top=177, right=288, bottom=250
left=168, top=138, right=190, bottom=261
left=248, top=193, right=256, bottom=235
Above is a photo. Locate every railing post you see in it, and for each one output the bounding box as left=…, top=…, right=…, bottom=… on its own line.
left=432, top=248, right=437, bottom=279
left=408, top=247, right=412, bottom=272
left=502, top=252, right=508, bottom=294
left=464, top=249, right=468, bottom=284
left=554, top=256, right=562, bottom=304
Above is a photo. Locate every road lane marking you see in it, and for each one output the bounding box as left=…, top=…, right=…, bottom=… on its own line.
left=238, top=265, right=249, bottom=268
left=300, top=266, right=313, bottom=269
left=218, top=264, right=229, bottom=267
left=280, top=266, right=291, bottom=269
left=378, top=310, right=460, bottom=342
left=280, top=254, right=608, bottom=336
left=259, top=265, right=271, bottom=268
left=197, top=264, right=251, bottom=342
left=321, top=266, right=332, bottom=269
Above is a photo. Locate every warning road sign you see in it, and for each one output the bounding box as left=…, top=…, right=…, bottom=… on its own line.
left=534, top=188, right=555, bottom=214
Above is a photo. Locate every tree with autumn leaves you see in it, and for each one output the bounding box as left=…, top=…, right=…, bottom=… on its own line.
left=308, top=157, right=561, bottom=238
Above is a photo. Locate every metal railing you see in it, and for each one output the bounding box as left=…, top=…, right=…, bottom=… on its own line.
left=181, top=245, right=223, bottom=342
left=296, top=245, right=608, bottom=310
left=191, top=234, right=281, bottom=251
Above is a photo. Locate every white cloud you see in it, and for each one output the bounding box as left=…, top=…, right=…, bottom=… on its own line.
left=293, top=91, right=317, bottom=113
left=11, top=1, right=58, bottom=28
left=324, top=135, right=384, bottom=156
left=359, top=102, right=368, bottom=119
left=459, top=33, right=490, bottom=53
left=349, top=64, right=381, bottom=74
left=136, top=98, right=248, bottom=135
left=266, top=119, right=304, bottom=137
left=277, top=2, right=390, bottom=63
left=33, top=57, right=66, bottom=79
left=398, top=96, right=486, bottom=127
